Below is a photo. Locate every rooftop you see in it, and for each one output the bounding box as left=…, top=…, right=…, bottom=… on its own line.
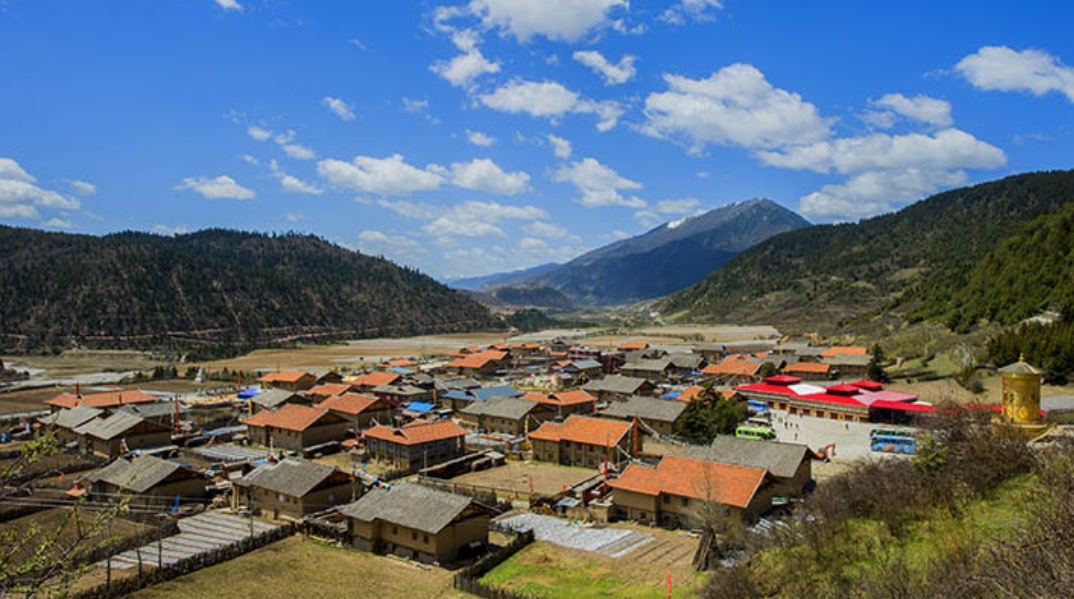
left=245, top=404, right=334, bottom=432
left=600, top=396, right=687, bottom=423
left=609, top=454, right=767, bottom=508
left=87, top=455, right=194, bottom=493
left=47, top=389, right=159, bottom=410
left=316, top=393, right=384, bottom=416
left=363, top=420, right=467, bottom=446
left=339, top=482, right=472, bottom=534
left=257, top=371, right=312, bottom=383
left=678, top=436, right=809, bottom=479
left=528, top=415, right=633, bottom=446
left=234, top=458, right=340, bottom=497
left=459, top=396, right=540, bottom=420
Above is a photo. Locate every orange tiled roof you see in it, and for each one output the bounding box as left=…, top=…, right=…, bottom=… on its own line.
left=245, top=404, right=332, bottom=432
left=702, top=362, right=762, bottom=377
left=449, top=350, right=507, bottom=369
left=783, top=362, right=832, bottom=374
left=677, top=386, right=707, bottom=402
left=381, top=359, right=415, bottom=367
left=46, top=389, right=159, bottom=410
left=317, top=393, right=385, bottom=416
left=821, top=346, right=868, bottom=357
left=363, top=420, right=467, bottom=446
left=617, top=342, right=649, bottom=351
left=522, top=389, right=597, bottom=407
left=353, top=372, right=400, bottom=387
left=608, top=454, right=767, bottom=508
left=306, top=383, right=355, bottom=398
left=528, top=415, right=632, bottom=446
left=258, top=371, right=312, bottom=383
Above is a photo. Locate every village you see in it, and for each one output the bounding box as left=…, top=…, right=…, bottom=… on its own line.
left=1, top=331, right=1069, bottom=599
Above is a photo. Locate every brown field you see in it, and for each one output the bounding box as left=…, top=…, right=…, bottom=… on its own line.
left=481, top=528, right=702, bottom=599
left=0, top=507, right=151, bottom=572
left=887, top=372, right=1074, bottom=407
left=0, top=379, right=214, bottom=415
left=125, top=535, right=469, bottom=599
left=2, top=350, right=164, bottom=378
left=450, top=461, right=600, bottom=497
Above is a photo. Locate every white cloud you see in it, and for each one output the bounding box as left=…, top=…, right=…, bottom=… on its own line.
left=269, top=159, right=323, bottom=195
left=609, top=229, right=630, bottom=240
left=469, top=0, right=628, bottom=43
left=317, top=154, right=446, bottom=196
left=284, top=212, right=304, bottom=223
left=654, top=197, right=701, bottom=214
left=243, top=154, right=259, bottom=166
left=402, top=98, right=430, bottom=113
left=357, top=230, right=427, bottom=260
left=757, top=128, right=1006, bottom=175
left=282, top=143, right=316, bottom=160
left=175, top=175, right=255, bottom=200
left=660, top=0, right=723, bottom=25
left=479, top=79, right=624, bottom=131
left=859, top=110, right=897, bottom=130
left=799, top=169, right=971, bottom=222
left=321, top=96, right=357, bottom=121
left=213, top=0, right=242, bottom=12
left=871, top=93, right=953, bottom=128
left=0, top=158, right=81, bottom=220
left=525, top=220, right=580, bottom=242
left=43, top=218, right=72, bottom=229
left=642, top=63, right=832, bottom=152
left=573, top=50, right=637, bottom=85
left=153, top=224, right=189, bottom=236
left=450, top=158, right=530, bottom=195
left=430, top=48, right=501, bottom=88
left=274, top=129, right=296, bottom=145
left=466, top=130, right=496, bottom=146
left=547, top=134, right=572, bottom=159
left=247, top=125, right=271, bottom=142
left=519, top=237, right=548, bottom=251
left=553, top=157, right=645, bottom=208
left=348, top=39, right=367, bottom=50
left=422, top=201, right=548, bottom=241
left=956, top=46, right=1074, bottom=103
left=70, top=180, right=96, bottom=195
left=634, top=210, right=663, bottom=228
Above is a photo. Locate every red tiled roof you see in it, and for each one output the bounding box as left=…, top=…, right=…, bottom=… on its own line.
left=702, top=362, right=762, bottom=377
left=609, top=455, right=767, bottom=508
left=245, top=404, right=333, bottom=432
left=316, top=393, right=385, bottom=416
left=796, top=392, right=866, bottom=408
left=449, top=350, right=508, bottom=370
left=258, top=371, right=312, bottom=383
left=528, top=415, right=632, bottom=445
left=783, top=363, right=831, bottom=374
left=522, top=390, right=597, bottom=407
left=306, top=383, right=355, bottom=398
left=765, top=375, right=802, bottom=385
left=353, top=372, right=400, bottom=387
left=363, top=420, right=467, bottom=446
left=737, top=382, right=799, bottom=397
left=46, top=389, right=158, bottom=410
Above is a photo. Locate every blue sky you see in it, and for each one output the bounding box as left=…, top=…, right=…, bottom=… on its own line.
left=2, top=0, right=1073, bottom=279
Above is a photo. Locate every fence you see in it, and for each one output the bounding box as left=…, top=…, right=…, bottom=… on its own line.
left=452, top=529, right=536, bottom=599
left=72, top=522, right=295, bottom=599
left=416, top=476, right=509, bottom=512
left=300, top=509, right=350, bottom=545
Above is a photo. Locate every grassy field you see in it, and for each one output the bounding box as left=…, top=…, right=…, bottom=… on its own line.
left=125, top=535, right=469, bottom=599
left=481, top=529, right=702, bottom=599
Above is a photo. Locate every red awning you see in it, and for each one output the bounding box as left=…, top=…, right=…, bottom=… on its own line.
left=869, top=400, right=934, bottom=413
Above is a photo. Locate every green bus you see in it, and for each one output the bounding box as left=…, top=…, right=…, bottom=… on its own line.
left=735, top=425, right=777, bottom=441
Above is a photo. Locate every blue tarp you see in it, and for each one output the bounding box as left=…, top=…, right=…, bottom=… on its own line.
left=237, top=387, right=260, bottom=399
left=407, top=402, right=436, bottom=413
left=663, top=391, right=682, bottom=399
left=388, top=367, right=414, bottom=375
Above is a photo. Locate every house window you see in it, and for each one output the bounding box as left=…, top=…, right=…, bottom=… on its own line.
left=423, top=534, right=429, bottom=544
left=662, top=495, right=670, bottom=504
left=411, top=531, right=417, bottom=541
left=681, top=497, right=690, bottom=507
left=392, top=526, right=398, bottom=535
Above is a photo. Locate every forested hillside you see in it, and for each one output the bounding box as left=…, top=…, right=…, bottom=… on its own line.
left=0, top=227, right=498, bottom=356
left=662, top=171, right=1074, bottom=331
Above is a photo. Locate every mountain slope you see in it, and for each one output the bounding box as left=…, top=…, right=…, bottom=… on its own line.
left=481, top=199, right=809, bottom=305
left=447, top=262, right=559, bottom=291
left=661, top=170, right=1074, bottom=330
left=0, top=227, right=498, bottom=355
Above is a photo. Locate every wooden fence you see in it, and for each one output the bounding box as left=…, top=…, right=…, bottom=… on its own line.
left=452, top=529, right=536, bottom=599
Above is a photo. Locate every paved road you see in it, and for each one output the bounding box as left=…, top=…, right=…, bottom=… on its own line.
left=765, top=409, right=913, bottom=462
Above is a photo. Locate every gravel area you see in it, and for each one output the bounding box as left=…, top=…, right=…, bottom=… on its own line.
left=495, top=513, right=654, bottom=558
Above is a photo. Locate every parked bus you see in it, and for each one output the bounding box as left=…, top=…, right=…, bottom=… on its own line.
left=735, top=425, right=777, bottom=441
left=747, top=400, right=770, bottom=415
left=869, top=427, right=915, bottom=439
left=870, top=433, right=917, bottom=454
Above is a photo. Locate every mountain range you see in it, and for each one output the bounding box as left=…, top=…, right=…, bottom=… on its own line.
left=452, top=199, right=810, bottom=306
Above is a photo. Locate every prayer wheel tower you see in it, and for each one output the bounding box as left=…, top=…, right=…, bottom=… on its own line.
left=998, top=355, right=1049, bottom=436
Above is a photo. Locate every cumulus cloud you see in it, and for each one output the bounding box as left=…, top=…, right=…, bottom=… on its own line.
left=660, top=0, right=723, bottom=24
left=357, top=230, right=427, bottom=261
left=430, top=48, right=501, bottom=88
left=317, top=154, right=446, bottom=196
left=213, top=0, right=242, bottom=12
left=0, top=157, right=82, bottom=220
left=799, top=169, right=971, bottom=222
left=423, top=201, right=548, bottom=241
left=175, top=175, right=255, bottom=200
left=642, top=63, right=832, bottom=152
left=449, top=158, right=530, bottom=195
left=153, top=224, right=189, bottom=236
left=469, top=0, right=628, bottom=43
left=43, top=218, right=72, bottom=229
left=479, top=79, right=624, bottom=131
left=466, top=130, right=496, bottom=146
left=269, top=160, right=323, bottom=195
left=956, top=46, right=1074, bottom=103
left=524, top=220, right=580, bottom=242
left=654, top=197, right=701, bottom=214
left=553, top=157, right=645, bottom=208
left=247, top=125, right=272, bottom=141
left=321, top=96, right=357, bottom=121
left=403, top=98, right=431, bottom=113
left=573, top=50, right=637, bottom=85
left=547, top=134, right=572, bottom=158
left=70, top=180, right=96, bottom=195
left=870, top=93, right=953, bottom=128
left=282, top=143, right=316, bottom=160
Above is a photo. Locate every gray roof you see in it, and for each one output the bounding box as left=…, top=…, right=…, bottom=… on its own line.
left=74, top=411, right=149, bottom=440
left=570, top=359, right=603, bottom=370
left=999, top=360, right=1044, bottom=375
left=584, top=375, right=651, bottom=395
left=821, top=354, right=872, bottom=367
left=600, top=396, right=686, bottom=423
left=86, top=455, right=192, bottom=493
left=339, top=482, right=472, bottom=534
left=119, top=401, right=189, bottom=420
left=667, top=353, right=704, bottom=370
left=252, top=388, right=301, bottom=409
left=721, top=340, right=777, bottom=352
left=621, top=358, right=672, bottom=373
left=459, top=396, right=539, bottom=420
left=38, top=405, right=103, bottom=429
left=441, top=378, right=482, bottom=390
left=678, top=436, right=809, bottom=479
left=233, top=458, right=339, bottom=497
left=372, top=384, right=428, bottom=396
left=793, top=347, right=828, bottom=357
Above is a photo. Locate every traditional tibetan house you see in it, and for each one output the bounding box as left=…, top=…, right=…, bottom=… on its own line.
left=528, top=415, right=637, bottom=469
left=305, top=382, right=357, bottom=402
left=257, top=371, right=316, bottom=392
left=599, top=396, right=687, bottom=437
left=521, top=389, right=597, bottom=418
left=362, top=420, right=468, bottom=473
left=583, top=375, right=655, bottom=403
left=74, top=412, right=172, bottom=458
left=677, top=436, right=813, bottom=498
left=248, top=388, right=307, bottom=414
left=234, top=458, right=353, bottom=520
left=340, top=482, right=489, bottom=564
left=448, top=351, right=508, bottom=377
left=243, top=404, right=349, bottom=451
left=86, top=455, right=207, bottom=510
left=316, top=393, right=393, bottom=432
left=458, top=396, right=552, bottom=436
left=45, top=389, right=159, bottom=412
left=352, top=371, right=401, bottom=393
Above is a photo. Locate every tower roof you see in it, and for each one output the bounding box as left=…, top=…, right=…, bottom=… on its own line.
left=999, top=355, right=1043, bottom=376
